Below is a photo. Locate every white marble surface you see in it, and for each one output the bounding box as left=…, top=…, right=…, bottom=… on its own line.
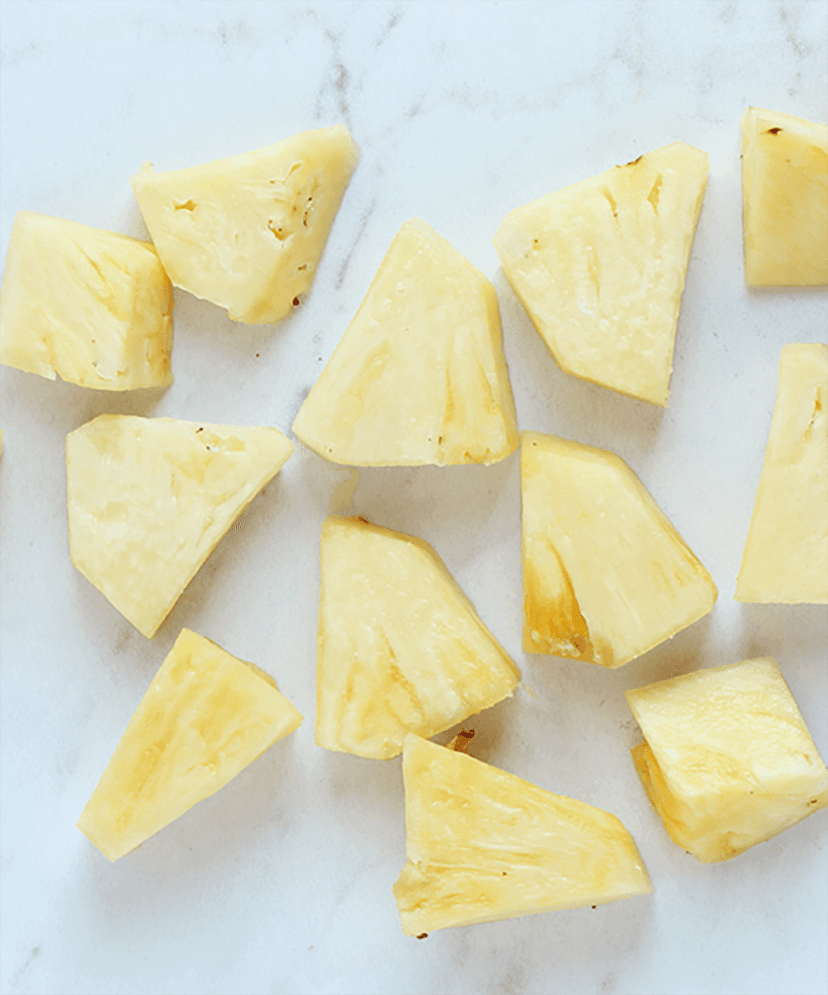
left=1, top=2, right=827, bottom=993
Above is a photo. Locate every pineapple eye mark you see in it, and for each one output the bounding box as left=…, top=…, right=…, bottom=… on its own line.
left=173, top=199, right=197, bottom=212
left=766, top=127, right=783, bottom=134
left=600, top=187, right=618, bottom=218
left=416, top=933, right=428, bottom=940
left=624, top=155, right=643, bottom=166
left=268, top=220, right=289, bottom=241
left=647, top=175, right=663, bottom=213
left=292, top=297, right=300, bottom=306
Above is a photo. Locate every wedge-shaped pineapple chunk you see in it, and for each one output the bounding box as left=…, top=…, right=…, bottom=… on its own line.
left=392, top=734, right=652, bottom=934
left=131, top=125, right=359, bottom=324
left=66, top=415, right=293, bottom=638
left=522, top=431, right=717, bottom=667
left=78, top=628, right=302, bottom=861
left=736, top=343, right=828, bottom=603
left=316, top=517, right=520, bottom=759
left=741, top=108, right=828, bottom=286
left=0, top=212, right=173, bottom=389
left=292, top=219, right=519, bottom=466
left=494, top=143, right=709, bottom=405
left=627, top=658, right=828, bottom=863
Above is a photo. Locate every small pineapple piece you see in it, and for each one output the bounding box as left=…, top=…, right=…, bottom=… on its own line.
left=522, top=431, right=717, bottom=667
left=736, top=343, right=828, bottom=603
left=741, top=107, right=828, bottom=286
left=626, top=658, right=828, bottom=863
left=0, top=212, right=173, bottom=389
left=292, top=218, right=519, bottom=466
left=131, top=125, right=359, bottom=324
left=315, top=517, right=520, bottom=759
left=78, top=628, right=302, bottom=861
left=66, top=415, right=293, bottom=638
left=392, top=734, right=652, bottom=934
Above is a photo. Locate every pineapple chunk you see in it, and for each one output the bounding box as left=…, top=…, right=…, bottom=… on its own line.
left=130, top=125, right=359, bottom=324
left=66, top=415, right=293, bottom=638
left=393, top=734, right=652, bottom=934
left=0, top=212, right=173, bottom=389
left=78, top=628, right=302, bottom=861
left=626, top=658, right=828, bottom=863
left=315, top=517, right=520, bottom=759
left=741, top=107, right=828, bottom=286
left=736, top=343, right=828, bottom=603
left=522, top=431, right=717, bottom=667
left=292, top=218, right=519, bottom=466
left=494, top=143, right=709, bottom=405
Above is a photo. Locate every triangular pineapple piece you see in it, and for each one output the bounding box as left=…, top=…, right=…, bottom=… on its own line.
left=66, top=415, right=293, bottom=637
left=78, top=628, right=302, bottom=861
left=393, top=734, right=652, bottom=934
left=315, top=517, right=520, bottom=759
left=626, top=658, right=828, bottom=863
left=494, top=143, right=709, bottom=405
left=292, top=218, right=519, bottom=466
left=741, top=108, right=828, bottom=286
left=736, top=343, right=828, bottom=603
left=522, top=431, right=717, bottom=667
left=130, top=125, right=359, bottom=324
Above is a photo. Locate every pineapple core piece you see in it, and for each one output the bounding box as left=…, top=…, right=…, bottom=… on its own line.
left=393, top=734, right=652, bottom=934
left=522, top=431, right=717, bottom=668
left=292, top=218, right=519, bottom=466
left=626, top=658, right=828, bottom=863
left=315, top=517, right=520, bottom=759
left=741, top=107, right=828, bottom=286
left=736, top=343, right=828, bottom=603
left=130, top=125, right=359, bottom=324
left=66, top=415, right=293, bottom=638
left=0, top=212, right=173, bottom=389
left=494, top=142, right=709, bottom=406
left=78, top=628, right=302, bottom=861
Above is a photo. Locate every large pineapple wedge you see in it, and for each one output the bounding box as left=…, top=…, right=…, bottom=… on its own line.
left=626, top=658, right=828, bottom=863
left=131, top=125, right=359, bottom=324
left=736, top=343, right=828, bottom=603
left=522, top=431, right=717, bottom=667
left=315, top=517, right=520, bottom=759
left=292, top=218, right=519, bottom=466
left=66, top=415, right=293, bottom=638
left=0, top=212, right=173, bottom=389
left=392, top=734, right=652, bottom=934
left=494, top=143, right=709, bottom=405
left=78, top=628, right=302, bottom=861
left=741, top=107, right=828, bottom=286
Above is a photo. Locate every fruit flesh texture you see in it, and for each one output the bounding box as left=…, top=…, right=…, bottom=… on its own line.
left=131, top=125, right=359, bottom=324
left=521, top=432, right=717, bottom=668
left=494, top=143, right=709, bottom=405
left=736, top=343, right=828, bottom=604
left=626, top=658, right=828, bottom=863
left=0, top=212, right=173, bottom=389
left=741, top=107, right=828, bottom=286
left=78, top=628, right=302, bottom=861
left=292, top=218, right=519, bottom=466
left=315, top=517, right=520, bottom=759
left=66, top=415, right=293, bottom=638
left=392, top=734, right=652, bottom=934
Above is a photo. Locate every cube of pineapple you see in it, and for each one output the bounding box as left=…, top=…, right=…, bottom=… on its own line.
left=78, top=628, right=302, bottom=861
left=494, top=143, right=709, bottom=405
left=130, top=125, right=359, bottom=324
left=0, top=212, right=173, bottom=390
left=626, top=658, right=828, bottom=863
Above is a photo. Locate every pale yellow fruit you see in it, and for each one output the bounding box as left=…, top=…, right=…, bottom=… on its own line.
left=315, top=517, right=520, bottom=759
left=392, top=734, right=652, bottom=934
left=626, top=658, right=828, bottom=863
left=131, top=125, right=359, bottom=324
left=78, top=628, right=302, bottom=861
left=494, top=143, right=709, bottom=406
left=736, top=343, right=828, bottom=603
left=0, top=212, right=173, bottom=389
left=66, top=415, right=293, bottom=638
left=521, top=431, right=717, bottom=667
left=292, top=218, right=519, bottom=466
left=741, top=107, right=828, bottom=286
